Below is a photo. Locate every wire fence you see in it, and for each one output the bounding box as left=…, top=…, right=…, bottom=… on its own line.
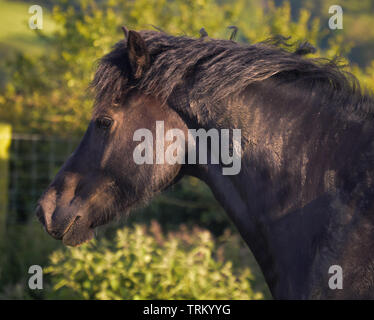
left=0, top=132, right=222, bottom=229
left=5, top=134, right=79, bottom=224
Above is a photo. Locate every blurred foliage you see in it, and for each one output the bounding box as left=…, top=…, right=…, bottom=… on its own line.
left=0, top=0, right=56, bottom=56
left=45, top=222, right=266, bottom=299
left=288, top=0, right=374, bottom=66
left=0, top=219, right=63, bottom=299
left=352, top=62, right=374, bottom=92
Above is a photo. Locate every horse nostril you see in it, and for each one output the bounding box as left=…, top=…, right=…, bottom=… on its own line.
left=50, top=229, right=63, bottom=239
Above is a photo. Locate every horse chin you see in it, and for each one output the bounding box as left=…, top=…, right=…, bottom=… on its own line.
left=62, top=218, right=95, bottom=247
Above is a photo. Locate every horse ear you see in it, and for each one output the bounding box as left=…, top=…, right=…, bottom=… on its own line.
left=126, top=30, right=150, bottom=79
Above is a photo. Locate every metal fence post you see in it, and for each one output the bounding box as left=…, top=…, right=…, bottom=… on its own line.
left=0, top=123, right=11, bottom=236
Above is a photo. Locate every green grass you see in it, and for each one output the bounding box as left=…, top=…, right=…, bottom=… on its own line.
left=0, top=0, right=55, bottom=56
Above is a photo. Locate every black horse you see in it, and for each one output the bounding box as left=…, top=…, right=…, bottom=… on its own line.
left=37, top=28, right=374, bottom=299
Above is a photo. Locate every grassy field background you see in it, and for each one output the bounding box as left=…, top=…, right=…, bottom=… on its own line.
left=0, top=0, right=55, bottom=57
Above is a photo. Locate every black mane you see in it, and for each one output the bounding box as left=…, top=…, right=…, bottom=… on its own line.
left=92, top=30, right=373, bottom=120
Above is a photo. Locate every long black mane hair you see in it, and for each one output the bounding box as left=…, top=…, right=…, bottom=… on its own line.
left=92, top=30, right=373, bottom=123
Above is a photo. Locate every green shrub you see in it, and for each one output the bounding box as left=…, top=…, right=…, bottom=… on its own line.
left=45, top=222, right=264, bottom=300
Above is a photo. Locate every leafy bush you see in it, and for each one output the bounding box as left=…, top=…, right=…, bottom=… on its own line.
left=45, top=222, right=264, bottom=300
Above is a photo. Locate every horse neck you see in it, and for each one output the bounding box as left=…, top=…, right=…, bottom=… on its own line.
left=184, top=80, right=374, bottom=299
left=194, top=163, right=322, bottom=299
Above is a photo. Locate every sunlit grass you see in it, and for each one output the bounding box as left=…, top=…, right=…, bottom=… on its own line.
left=0, top=0, right=55, bottom=55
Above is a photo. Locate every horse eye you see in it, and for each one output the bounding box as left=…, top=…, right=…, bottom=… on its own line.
left=113, top=97, right=121, bottom=106
left=95, top=117, right=113, bottom=130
